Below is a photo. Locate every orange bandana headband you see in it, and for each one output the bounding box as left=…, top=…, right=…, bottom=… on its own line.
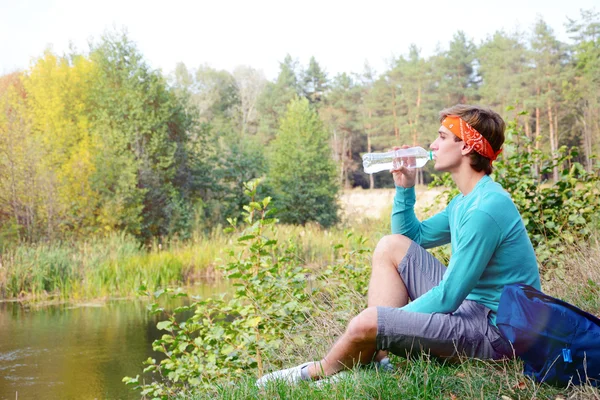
left=441, top=116, right=502, bottom=161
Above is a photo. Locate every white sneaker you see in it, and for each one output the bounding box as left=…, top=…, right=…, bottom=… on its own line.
left=256, top=362, right=314, bottom=387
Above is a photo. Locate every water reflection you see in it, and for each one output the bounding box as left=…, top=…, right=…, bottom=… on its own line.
left=0, top=282, right=229, bottom=400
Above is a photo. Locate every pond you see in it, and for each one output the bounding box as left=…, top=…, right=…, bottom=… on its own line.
left=0, top=282, right=229, bottom=400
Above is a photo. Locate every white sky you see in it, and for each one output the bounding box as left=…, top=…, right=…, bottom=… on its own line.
left=1, top=0, right=598, bottom=80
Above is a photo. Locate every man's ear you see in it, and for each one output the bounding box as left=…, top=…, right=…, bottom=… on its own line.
left=461, top=143, right=474, bottom=156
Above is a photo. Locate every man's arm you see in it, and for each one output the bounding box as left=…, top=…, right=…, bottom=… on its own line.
left=391, top=186, right=451, bottom=249
left=401, top=210, right=502, bottom=314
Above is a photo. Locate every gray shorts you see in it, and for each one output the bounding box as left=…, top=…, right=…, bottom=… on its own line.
left=376, top=241, right=512, bottom=361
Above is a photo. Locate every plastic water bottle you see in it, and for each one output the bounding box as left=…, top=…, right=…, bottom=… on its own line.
left=362, top=146, right=433, bottom=174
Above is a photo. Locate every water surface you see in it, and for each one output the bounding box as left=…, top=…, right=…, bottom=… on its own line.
left=0, top=282, right=228, bottom=400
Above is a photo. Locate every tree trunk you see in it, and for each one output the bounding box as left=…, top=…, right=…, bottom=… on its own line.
left=535, top=103, right=541, bottom=178
left=592, top=104, right=600, bottom=173
left=332, top=127, right=344, bottom=186
left=345, top=132, right=352, bottom=189
left=581, top=100, right=597, bottom=173
left=368, top=109, right=374, bottom=190
left=415, top=86, right=423, bottom=185
left=391, top=87, right=399, bottom=139
left=340, top=131, right=345, bottom=186
left=524, top=116, right=532, bottom=148
left=547, top=95, right=559, bottom=182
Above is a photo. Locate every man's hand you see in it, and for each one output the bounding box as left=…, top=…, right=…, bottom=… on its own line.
left=391, top=145, right=416, bottom=188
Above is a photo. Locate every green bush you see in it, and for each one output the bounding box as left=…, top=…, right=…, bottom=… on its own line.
left=123, top=179, right=371, bottom=398
left=123, top=180, right=310, bottom=396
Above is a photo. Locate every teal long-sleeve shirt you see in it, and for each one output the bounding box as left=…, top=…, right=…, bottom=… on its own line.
left=392, top=175, right=541, bottom=325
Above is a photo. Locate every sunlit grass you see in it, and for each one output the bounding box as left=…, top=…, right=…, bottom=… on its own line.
left=189, top=346, right=599, bottom=400
left=0, top=231, right=231, bottom=301
left=0, top=214, right=391, bottom=301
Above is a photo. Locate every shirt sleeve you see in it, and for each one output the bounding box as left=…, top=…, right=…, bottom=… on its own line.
left=402, top=210, right=503, bottom=314
left=391, top=186, right=451, bottom=249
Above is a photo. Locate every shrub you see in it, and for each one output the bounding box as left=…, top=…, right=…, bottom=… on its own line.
left=123, top=179, right=372, bottom=398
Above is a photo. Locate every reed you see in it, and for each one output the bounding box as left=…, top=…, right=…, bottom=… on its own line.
left=0, top=216, right=391, bottom=301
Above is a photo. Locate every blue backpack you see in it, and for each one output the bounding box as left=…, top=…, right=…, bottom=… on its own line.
left=497, top=283, right=600, bottom=387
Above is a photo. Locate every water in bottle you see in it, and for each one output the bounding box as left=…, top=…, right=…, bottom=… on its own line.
left=362, top=146, right=433, bottom=174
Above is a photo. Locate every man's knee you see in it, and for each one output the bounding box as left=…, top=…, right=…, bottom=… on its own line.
left=373, top=234, right=413, bottom=263
left=346, top=307, right=378, bottom=343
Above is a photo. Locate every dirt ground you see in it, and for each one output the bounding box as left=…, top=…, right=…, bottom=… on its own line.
left=339, top=185, right=444, bottom=221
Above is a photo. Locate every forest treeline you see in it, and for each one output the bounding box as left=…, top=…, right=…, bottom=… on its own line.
left=0, top=11, right=599, bottom=243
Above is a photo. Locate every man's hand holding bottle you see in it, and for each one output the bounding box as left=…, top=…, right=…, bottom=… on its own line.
left=391, top=145, right=417, bottom=188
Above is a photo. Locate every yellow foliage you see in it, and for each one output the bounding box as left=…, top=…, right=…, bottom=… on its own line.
left=0, top=73, right=40, bottom=240
left=22, top=51, right=101, bottom=234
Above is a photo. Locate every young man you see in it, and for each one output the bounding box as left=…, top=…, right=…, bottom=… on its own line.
left=257, top=104, right=541, bottom=386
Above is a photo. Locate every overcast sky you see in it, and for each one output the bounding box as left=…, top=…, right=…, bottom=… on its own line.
left=1, top=0, right=597, bottom=80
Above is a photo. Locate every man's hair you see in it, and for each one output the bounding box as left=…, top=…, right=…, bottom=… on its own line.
left=439, top=104, right=505, bottom=175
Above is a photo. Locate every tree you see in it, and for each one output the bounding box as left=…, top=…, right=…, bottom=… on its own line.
left=23, top=51, right=99, bottom=238
left=434, top=31, right=478, bottom=105
left=566, top=9, right=600, bottom=171
left=232, top=65, right=266, bottom=136
left=192, top=65, right=240, bottom=133
left=268, top=97, right=339, bottom=227
left=210, top=132, right=269, bottom=223
left=530, top=18, right=570, bottom=181
left=89, top=31, right=198, bottom=240
left=171, top=62, right=194, bottom=93
left=256, top=54, right=301, bottom=143
left=302, top=56, right=328, bottom=106
left=477, top=30, right=536, bottom=161
left=320, top=73, right=362, bottom=188
left=0, top=73, right=39, bottom=241
left=356, top=63, right=378, bottom=189
left=357, top=71, right=404, bottom=189
left=477, top=31, right=530, bottom=118
left=388, top=45, right=438, bottom=184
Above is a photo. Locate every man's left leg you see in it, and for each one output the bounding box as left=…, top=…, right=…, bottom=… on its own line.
left=306, top=307, right=378, bottom=379
left=256, top=307, right=379, bottom=385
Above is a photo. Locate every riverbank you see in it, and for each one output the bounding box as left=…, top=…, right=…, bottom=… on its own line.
left=4, top=185, right=598, bottom=400
left=0, top=186, right=439, bottom=303
left=190, top=356, right=600, bottom=399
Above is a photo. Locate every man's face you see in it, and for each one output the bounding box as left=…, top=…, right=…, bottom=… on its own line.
left=430, top=125, right=466, bottom=172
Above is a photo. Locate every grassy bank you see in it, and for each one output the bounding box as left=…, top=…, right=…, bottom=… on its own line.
left=0, top=186, right=439, bottom=302
left=189, top=236, right=600, bottom=400
left=0, top=232, right=226, bottom=301
left=194, top=357, right=599, bottom=400
left=0, top=216, right=391, bottom=302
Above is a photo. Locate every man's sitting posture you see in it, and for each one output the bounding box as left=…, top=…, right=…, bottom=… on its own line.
left=257, top=104, right=541, bottom=385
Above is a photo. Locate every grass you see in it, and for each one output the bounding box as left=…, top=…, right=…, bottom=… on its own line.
left=0, top=231, right=229, bottom=301
left=190, top=356, right=599, bottom=400
left=0, top=214, right=391, bottom=302
left=541, top=235, right=600, bottom=315
left=0, top=185, right=430, bottom=302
